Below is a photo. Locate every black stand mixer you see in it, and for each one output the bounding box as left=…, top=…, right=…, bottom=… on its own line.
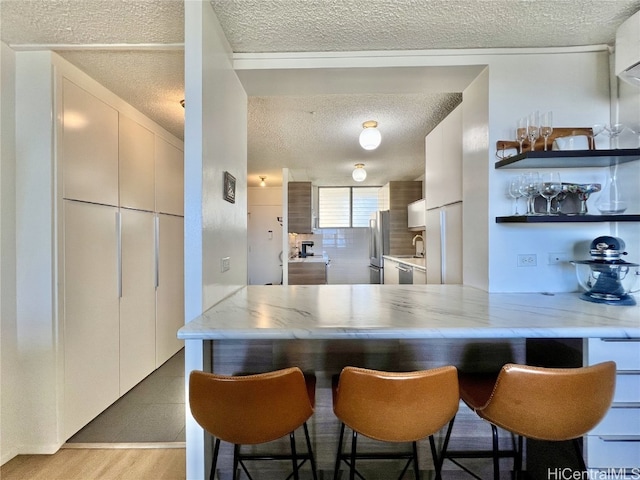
left=571, top=236, right=639, bottom=306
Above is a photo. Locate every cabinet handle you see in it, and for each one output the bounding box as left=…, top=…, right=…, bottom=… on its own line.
left=155, top=215, right=160, bottom=288
left=116, top=211, right=122, bottom=298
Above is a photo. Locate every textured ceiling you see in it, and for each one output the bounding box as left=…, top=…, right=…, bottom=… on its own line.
left=2, top=0, right=640, bottom=187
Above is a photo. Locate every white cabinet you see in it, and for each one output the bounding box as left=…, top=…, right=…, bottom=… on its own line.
left=119, top=115, right=155, bottom=211
left=62, top=78, right=118, bottom=205
left=425, top=104, right=462, bottom=210
left=155, top=136, right=184, bottom=216
left=425, top=203, right=463, bottom=284
left=60, top=77, right=184, bottom=438
left=63, top=200, right=120, bottom=438
left=383, top=258, right=400, bottom=284
left=156, top=214, right=184, bottom=366
left=119, top=208, right=157, bottom=395
left=408, top=199, right=426, bottom=230
left=413, top=268, right=427, bottom=284
left=584, top=338, right=640, bottom=470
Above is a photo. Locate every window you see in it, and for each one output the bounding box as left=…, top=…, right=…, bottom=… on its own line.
left=318, top=187, right=379, bottom=228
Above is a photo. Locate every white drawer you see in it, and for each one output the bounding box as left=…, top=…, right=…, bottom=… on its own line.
left=587, top=338, right=640, bottom=370
left=591, top=405, right=640, bottom=435
left=613, top=373, right=640, bottom=403
left=586, top=435, right=640, bottom=468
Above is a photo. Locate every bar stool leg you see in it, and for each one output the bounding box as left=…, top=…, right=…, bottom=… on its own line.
left=333, top=423, right=346, bottom=480
left=350, top=430, right=358, bottom=480
left=210, top=438, right=220, bottom=480
left=303, top=422, right=319, bottom=480
left=289, top=431, right=300, bottom=480
left=491, top=425, right=500, bottom=480
left=232, top=444, right=240, bottom=480
left=411, top=441, right=420, bottom=480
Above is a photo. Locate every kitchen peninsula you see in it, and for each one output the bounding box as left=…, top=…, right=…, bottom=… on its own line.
left=179, top=284, right=639, bottom=478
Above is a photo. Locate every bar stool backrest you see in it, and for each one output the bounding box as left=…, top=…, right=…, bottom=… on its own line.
left=476, top=361, right=616, bottom=441
left=333, top=366, right=459, bottom=443
left=189, top=367, right=314, bottom=445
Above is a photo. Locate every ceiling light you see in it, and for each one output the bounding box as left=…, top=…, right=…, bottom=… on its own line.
left=359, top=120, right=381, bottom=150
left=352, top=163, right=367, bottom=182
left=259, top=176, right=267, bottom=187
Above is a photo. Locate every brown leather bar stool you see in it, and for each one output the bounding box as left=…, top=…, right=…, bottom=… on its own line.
left=189, top=367, right=318, bottom=480
left=442, top=361, right=616, bottom=480
left=332, top=365, right=459, bottom=480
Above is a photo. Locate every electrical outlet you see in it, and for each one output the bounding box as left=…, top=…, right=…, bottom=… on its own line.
left=517, top=254, right=537, bottom=267
left=548, top=252, right=570, bottom=265
left=221, top=257, right=230, bottom=272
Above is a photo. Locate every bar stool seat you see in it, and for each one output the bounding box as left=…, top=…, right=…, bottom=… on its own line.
left=332, top=365, right=459, bottom=480
left=189, top=367, right=318, bottom=480
left=443, top=361, right=616, bottom=479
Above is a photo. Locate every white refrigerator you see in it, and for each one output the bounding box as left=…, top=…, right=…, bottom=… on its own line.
left=425, top=201, right=463, bottom=284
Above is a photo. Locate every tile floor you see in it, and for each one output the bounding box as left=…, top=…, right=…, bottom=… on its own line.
left=66, top=349, right=185, bottom=444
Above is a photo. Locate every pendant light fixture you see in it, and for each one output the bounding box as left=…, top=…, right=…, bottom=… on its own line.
left=259, top=176, right=267, bottom=187
left=359, top=120, right=381, bottom=150
left=352, top=163, right=367, bottom=182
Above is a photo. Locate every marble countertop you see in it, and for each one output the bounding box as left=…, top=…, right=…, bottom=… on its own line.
left=178, top=284, right=639, bottom=340
left=384, top=255, right=426, bottom=271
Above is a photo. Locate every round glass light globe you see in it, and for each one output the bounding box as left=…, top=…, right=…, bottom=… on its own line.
left=359, top=128, right=381, bottom=150
left=352, top=167, right=367, bottom=182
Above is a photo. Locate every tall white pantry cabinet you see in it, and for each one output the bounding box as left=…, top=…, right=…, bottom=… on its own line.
left=61, top=78, right=184, bottom=439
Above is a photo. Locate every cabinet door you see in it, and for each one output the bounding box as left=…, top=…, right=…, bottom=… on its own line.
left=62, top=79, right=118, bottom=206
left=155, top=136, right=184, bottom=216
left=156, top=214, right=184, bottom=367
left=383, top=259, right=400, bottom=284
left=119, top=208, right=156, bottom=395
left=413, top=269, right=427, bottom=284
left=63, top=200, right=119, bottom=438
left=119, top=115, right=155, bottom=211
left=425, top=105, right=462, bottom=209
left=425, top=209, right=442, bottom=284
left=288, top=182, right=312, bottom=233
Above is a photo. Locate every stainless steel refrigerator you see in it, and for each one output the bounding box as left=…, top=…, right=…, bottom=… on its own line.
left=368, top=210, right=390, bottom=283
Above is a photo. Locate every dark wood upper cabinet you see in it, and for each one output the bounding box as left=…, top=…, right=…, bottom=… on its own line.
left=288, top=181, right=313, bottom=233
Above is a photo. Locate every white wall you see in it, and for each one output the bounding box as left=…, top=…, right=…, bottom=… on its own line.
left=183, top=1, right=248, bottom=478
left=1, top=41, right=20, bottom=465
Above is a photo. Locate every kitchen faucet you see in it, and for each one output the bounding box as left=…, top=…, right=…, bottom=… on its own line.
left=412, top=234, right=425, bottom=257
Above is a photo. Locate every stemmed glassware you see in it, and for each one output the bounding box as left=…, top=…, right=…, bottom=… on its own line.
left=527, top=111, right=540, bottom=151
left=516, top=117, right=528, bottom=154
left=519, top=172, right=541, bottom=215
left=540, top=111, right=553, bottom=151
left=605, top=123, right=625, bottom=149
left=591, top=124, right=606, bottom=150
left=540, top=172, right=562, bottom=215
left=508, top=175, right=523, bottom=215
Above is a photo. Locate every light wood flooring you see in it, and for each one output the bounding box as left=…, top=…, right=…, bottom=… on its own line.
left=0, top=448, right=185, bottom=480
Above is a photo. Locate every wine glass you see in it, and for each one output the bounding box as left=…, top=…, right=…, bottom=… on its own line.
left=591, top=124, right=606, bottom=150
left=516, top=117, right=528, bottom=154
left=540, top=172, right=562, bottom=215
left=527, top=111, right=540, bottom=152
left=540, top=111, right=553, bottom=151
left=508, top=175, right=523, bottom=215
left=519, top=172, right=541, bottom=215
left=605, top=123, right=625, bottom=149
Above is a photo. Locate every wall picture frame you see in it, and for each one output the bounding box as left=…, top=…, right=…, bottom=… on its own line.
left=223, top=171, right=236, bottom=204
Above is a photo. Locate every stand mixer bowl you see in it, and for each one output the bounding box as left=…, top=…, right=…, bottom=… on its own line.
left=571, top=236, right=640, bottom=306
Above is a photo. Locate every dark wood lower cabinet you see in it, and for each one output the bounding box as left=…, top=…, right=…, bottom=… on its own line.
left=288, top=262, right=327, bottom=285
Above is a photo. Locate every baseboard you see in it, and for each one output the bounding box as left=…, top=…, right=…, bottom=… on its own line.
left=62, top=442, right=185, bottom=449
